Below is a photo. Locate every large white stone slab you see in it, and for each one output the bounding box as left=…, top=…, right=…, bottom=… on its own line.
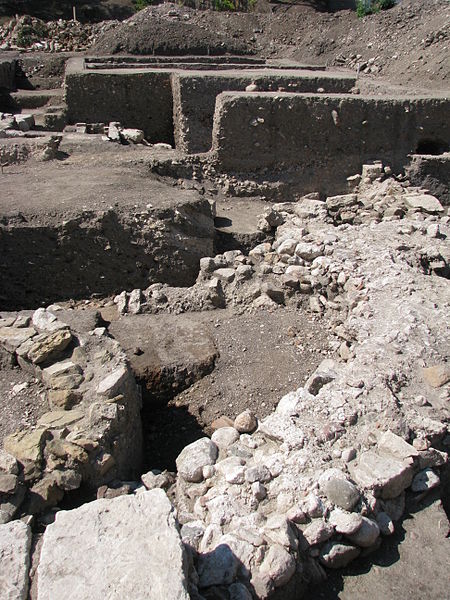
left=37, top=489, right=189, bottom=600
left=0, top=520, right=31, bottom=600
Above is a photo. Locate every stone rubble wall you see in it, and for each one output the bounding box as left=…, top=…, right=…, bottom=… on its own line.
left=0, top=307, right=143, bottom=522
left=0, top=168, right=449, bottom=599
left=64, top=58, right=174, bottom=143
left=0, top=197, right=215, bottom=310
left=172, top=70, right=356, bottom=154
left=211, top=92, right=450, bottom=196
left=170, top=174, right=449, bottom=599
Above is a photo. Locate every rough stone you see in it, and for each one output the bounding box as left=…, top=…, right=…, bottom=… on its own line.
left=422, top=364, right=450, bottom=388
left=0, top=449, right=19, bottom=475
left=197, top=543, right=238, bottom=588
left=0, top=473, right=18, bottom=494
left=375, top=511, right=395, bottom=536
left=211, top=427, right=240, bottom=449
left=329, top=509, right=363, bottom=535
left=234, top=410, right=258, bottom=434
left=176, top=438, right=218, bottom=483
left=4, top=428, right=49, bottom=464
left=26, top=329, right=72, bottom=365
left=405, top=193, right=443, bottom=213
left=32, top=308, right=68, bottom=333
left=37, top=410, right=84, bottom=429
left=319, top=541, right=361, bottom=569
left=411, top=468, right=440, bottom=492
left=321, top=477, right=360, bottom=511
left=350, top=450, right=414, bottom=499
left=0, top=326, right=36, bottom=353
left=302, top=520, right=335, bottom=546
left=0, top=520, right=31, bottom=600
left=96, top=366, right=130, bottom=398
left=37, top=489, right=189, bottom=599
left=346, top=516, right=380, bottom=548
left=259, top=544, right=296, bottom=588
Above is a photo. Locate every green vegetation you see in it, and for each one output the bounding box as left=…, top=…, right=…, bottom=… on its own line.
left=133, top=0, right=159, bottom=11
left=214, top=0, right=237, bottom=10
left=16, top=21, right=47, bottom=47
left=356, top=0, right=395, bottom=17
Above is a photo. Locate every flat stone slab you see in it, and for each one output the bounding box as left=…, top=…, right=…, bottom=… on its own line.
left=109, top=314, right=218, bottom=399
left=37, top=489, right=190, bottom=600
left=0, top=520, right=31, bottom=600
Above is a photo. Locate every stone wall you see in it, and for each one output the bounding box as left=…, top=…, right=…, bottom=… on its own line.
left=65, top=59, right=174, bottom=144
left=172, top=70, right=356, bottom=153
left=211, top=92, right=450, bottom=196
left=0, top=56, right=16, bottom=91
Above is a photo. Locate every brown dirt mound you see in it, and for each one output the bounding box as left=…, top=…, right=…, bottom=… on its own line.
left=91, top=0, right=449, bottom=90
left=91, top=4, right=253, bottom=55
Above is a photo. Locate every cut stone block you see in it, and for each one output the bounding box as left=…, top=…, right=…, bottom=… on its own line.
left=350, top=450, right=414, bottom=499
left=37, top=489, right=190, bottom=600
left=0, top=520, right=31, bottom=600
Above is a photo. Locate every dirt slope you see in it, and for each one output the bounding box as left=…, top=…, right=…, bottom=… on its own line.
left=91, top=0, right=449, bottom=90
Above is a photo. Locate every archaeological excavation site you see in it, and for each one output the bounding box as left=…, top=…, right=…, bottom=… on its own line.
left=0, top=0, right=449, bottom=598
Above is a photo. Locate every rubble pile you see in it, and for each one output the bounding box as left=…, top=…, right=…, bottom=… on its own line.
left=0, top=164, right=448, bottom=598
left=0, top=15, right=116, bottom=52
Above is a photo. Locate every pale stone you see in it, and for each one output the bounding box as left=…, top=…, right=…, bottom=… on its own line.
left=259, top=544, right=296, bottom=588
left=234, top=410, right=258, bottom=433
left=176, top=438, right=218, bottom=483
left=0, top=326, right=36, bottom=353
left=37, top=489, right=189, bottom=600
left=42, top=361, right=81, bottom=384
left=32, top=308, right=68, bottom=332
left=213, top=268, right=235, bottom=283
left=302, top=520, right=335, bottom=546
left=0, top=473, right=18, bottom=494
left=405, top=193, right=443, bottom=213
left=96, top=366, right=129, bottom=398
left=0, top=520, right=31, bottom=600
left=346, top=516, right=380, bottom=548
left=422, top=364, right=450, bottom=388
left=122, top=128, right=144, bottom=144
left=38, top=410, right=84, bottom=429
left=4, top=428, right=48, bottom=464
left=245, top=465, right=272, bottom=483
left=0, top=449, right=19, bottom=474
left=378, top=430, right=419, bottom=461
left=350, top=450, right=414, bottom=499
left=211, top=427, right=240, bottom=449
left=216, top=457, right=246, bottom=484
left=329, top=508, right=363, bottom=535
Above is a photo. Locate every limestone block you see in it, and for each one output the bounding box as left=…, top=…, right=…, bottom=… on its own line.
left=0, top=520, right=31, bottom=600
left=37, top=489, right=189, bottom=600
left=350, top=450, right=414, bottom=499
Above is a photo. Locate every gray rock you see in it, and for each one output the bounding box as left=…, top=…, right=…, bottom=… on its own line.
left=197, top=543, right=238, bottom=587
left=302, top=520, right=335, bottom=546
left=37, top=489, right=189, bottom=600
left=0, top=520, right=31, bottom=600
left=346, top=516, right=380, bottom=548
left=245, top=465, right=272, bottom=483
left=176, top=438, right=218, bottom=483
left=411, top=468, right=440, bottom=492
left=321, top=477, right=360, bottom=511
left=375, top=511, right=395, bottom=536
left=350, top=450, right=414, bottom=499
left=211, top=427, right=240, bottom=449
left=259, top=544, right=296, bottom=588
left=0, top=449, right=19, bottom=474
left=229, top=582, right=253, bottom=600
left=329, top=508, right=363, bottom=535
left=96, top=366, right=130, bottom=398
left=405, top=193, right=443, bottom=213
left=320, top=541, right=361, bottom=569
